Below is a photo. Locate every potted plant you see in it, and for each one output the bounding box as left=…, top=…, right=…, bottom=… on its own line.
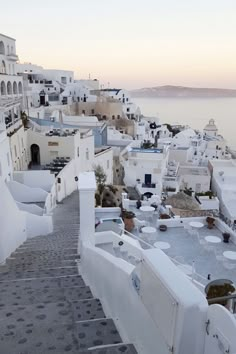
left=222, top=232, right=231, bottom=243
left=121, top=210, right=135, bottom=232
left=206, top=281, right=235, bottom=306
left=206, top=216, right=215, bottom=229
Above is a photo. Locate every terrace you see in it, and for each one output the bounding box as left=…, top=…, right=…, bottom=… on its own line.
left=95, top=205, right=236, bottom=291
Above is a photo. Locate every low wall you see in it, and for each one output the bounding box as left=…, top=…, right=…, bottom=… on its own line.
left=56, top=159, right=77, bottom=203
left=25, top=212, right=53, bottom=239
left=44, top=183, right=57, bottom=214
left=0, top=179, right=26, bottom=263
left=81, top=241, right=208, bottom=354
left=16, top=202, right=43, bottom=216
left=7, top=180, right=48, bottom=203
left=204, top=305, right=236, bottom=354
left=13, top=171, right=54, bottom=192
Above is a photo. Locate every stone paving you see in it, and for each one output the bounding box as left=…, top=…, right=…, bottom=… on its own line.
left=0, top=191, right=137, bottom=353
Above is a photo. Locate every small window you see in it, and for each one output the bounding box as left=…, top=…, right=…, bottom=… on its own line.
left=77, top=147, right=79, bottom=156
left=127, top=108, right=130, bottom=112
left=107, top=160, right=109, bottom=169
left=14, top=145, right=17, bottom=157
left=82, top=110, right=85, bottom=114
left=21, top=138, right=24, bottom=149
left=91, top=109, right=95, bottom=115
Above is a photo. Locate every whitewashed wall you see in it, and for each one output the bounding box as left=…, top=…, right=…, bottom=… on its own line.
left=13, top=170, right=54, bottom=192
left=0, top=131, right=13, bottom=181
left=94, top=148, right=113, bottom=184
left=9, top=126, right=29, bottom=171
left=204, top=305, right=236, bottom=354
left=25, top=212, right=53, bottom=238
left=56, top=159, right=77, bottom=203
left=7, top=180, right=48, bottom=203
left=0, top=178, right=26, bottom=263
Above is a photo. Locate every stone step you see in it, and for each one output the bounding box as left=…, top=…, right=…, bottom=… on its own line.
left=3, top=260, right=77, bottom=271
left=0, top=266, right=78, bottom=281
left=80, top=344, right=138, bottom=353
left=0, top=285, right=93, bottom=305
left=12, top=248, right=78, bottom=256
left=0, top=275, right=85, bottom=290
left=0, top=319, right=121, bottom=354
left=0, top=299, right=105, bottom=326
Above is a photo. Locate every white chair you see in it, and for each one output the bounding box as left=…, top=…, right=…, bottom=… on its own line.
left=133, top=217, right=147, bottom=232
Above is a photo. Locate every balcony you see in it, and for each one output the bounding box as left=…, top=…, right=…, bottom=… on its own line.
left=7, top=53, right=19, bottom=61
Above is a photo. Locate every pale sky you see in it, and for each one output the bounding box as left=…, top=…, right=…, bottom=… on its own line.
left=1, top=0, right=236, bottom=89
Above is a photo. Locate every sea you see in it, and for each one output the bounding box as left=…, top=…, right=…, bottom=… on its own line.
left=132, top=97, right=236, bottom=150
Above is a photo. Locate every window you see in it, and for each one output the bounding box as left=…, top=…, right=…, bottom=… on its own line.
left=107, top=160, right=109, bottom=169
left=86, top=148, right=89, bottom=160
left=82, top=110, right=85, bottom=114
left=127, top=108, right=130, bottom=112
left=77, top=147, right=79, bottom=156
left=21, top=138, right=24, bottom=149
left=91, top=109, right=95, bottom=115
left=14, top=145, right=17, bottom=158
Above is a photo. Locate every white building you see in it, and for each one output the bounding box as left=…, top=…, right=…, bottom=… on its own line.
left=169, top=121, right=231, bottom=167
left=120, top=142, right=169, bottom=197
left=210, top=159, right=236, bottom=223
left=0, top=34, right=29, bottom=172
left=177, top=165, right=211, bottom=193
left=99, top=88, right=141, bottom=120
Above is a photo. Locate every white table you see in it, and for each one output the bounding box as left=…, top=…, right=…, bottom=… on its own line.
left=189, top=221, right=204, bottom=229
left=140, top=206, right=155, bottom=212
left=205, top=236, right=221, bottom=243
left=154, top=241, right=170, bottom=250
left=177, top=264, right=193, bottom=275
left=142, top=226, right=156, bottom=234
left=223, top=251, right=236, bottom=260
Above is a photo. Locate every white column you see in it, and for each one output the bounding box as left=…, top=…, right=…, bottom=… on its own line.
left=78, top=172, right=96, bottom=252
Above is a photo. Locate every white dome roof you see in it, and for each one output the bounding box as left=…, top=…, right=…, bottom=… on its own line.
left=204, top=119, right=218, bottom=131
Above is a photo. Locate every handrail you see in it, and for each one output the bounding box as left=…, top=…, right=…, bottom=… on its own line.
left=122, top=228, right=154, bottom=249
left=208, top=293, right=236, bottom=304
left=123, top=228, right=208, bottom=285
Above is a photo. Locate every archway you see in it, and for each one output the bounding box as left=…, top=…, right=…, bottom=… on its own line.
left=143, top=192, right=153, bottom=200
left=0, top=81, right=6, bottom=95
left=0, top=60, right=6, bottom=74
left=0, top=41, right=5, bottom=55
left=7, top=81, right=12, bottom=95
left=13, top=81, right=17, bottom=94
left=30, top=144, right=40, bottom=165
left=18, top=81, right=23, bottom=94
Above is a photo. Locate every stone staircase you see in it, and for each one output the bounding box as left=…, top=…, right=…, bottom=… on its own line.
left=0, top=192, right=137, bottom=353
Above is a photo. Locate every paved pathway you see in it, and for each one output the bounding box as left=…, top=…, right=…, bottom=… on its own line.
left=0, top=191, right=137, bottom=353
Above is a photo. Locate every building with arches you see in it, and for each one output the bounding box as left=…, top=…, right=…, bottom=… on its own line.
left=0, top=33, right=28, bottom=172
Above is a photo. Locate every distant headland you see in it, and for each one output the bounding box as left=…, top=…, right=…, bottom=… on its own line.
left=130, top=85, right=236, bottom=98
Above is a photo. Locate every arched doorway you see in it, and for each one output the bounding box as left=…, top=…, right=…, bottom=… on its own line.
left=31, top=144, right=40, bottom=165
left=0, top=41, right=5, bottom=55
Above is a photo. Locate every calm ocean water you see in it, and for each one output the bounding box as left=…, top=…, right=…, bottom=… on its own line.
left=132, top=97, right=236, bottom=149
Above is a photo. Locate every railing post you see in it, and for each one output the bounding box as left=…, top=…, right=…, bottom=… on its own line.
left=78, top=172, right=96, bottom=254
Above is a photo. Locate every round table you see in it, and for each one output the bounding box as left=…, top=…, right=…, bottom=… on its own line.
left=142, top=226, right=156, bottom=234
left=223, top=251, right=236, bottom=260
left=140, top=206, right=155, bottom=212
left=189, top=221, right=204, bottom=228
left=205, top=236, right=221, bottom=243
left=154, top=241, right=170, bottom=250
left=177, top=264, right=193, bottom=275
